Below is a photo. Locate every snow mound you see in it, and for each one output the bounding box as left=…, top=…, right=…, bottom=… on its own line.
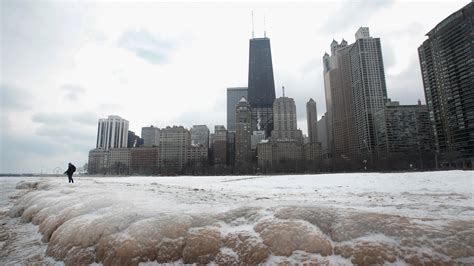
left=5, top=172, right=474, bottom=265
left=15, top=181, right=39, bottom=190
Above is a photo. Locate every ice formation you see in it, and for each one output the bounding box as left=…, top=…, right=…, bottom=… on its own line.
left=1, top=171, right=473, bottom=265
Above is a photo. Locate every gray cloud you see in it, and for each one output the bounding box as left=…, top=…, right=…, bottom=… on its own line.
left=380, top=22, right=424, bottom=69
left=32, top=112, right=97, bottom=126
left=0, top=129, right=90, bottom=173
left=3, top=133, right=62, bottom=156
left=1, top=109, right=95, bottom=173
left=118, top=29, right=175, bottom=64
left=386, top=56, right=425, bottom=105
left=97, top=103, right=123, bottom=111
left=320, top=0, right=394, bottom=33
left=1, top=118, right=66, bottom=172
left=31, top=111, right=97, bottom=147
left=1, top=1, right=91, bottom=81
left=61, top=84, right=86, bottom=101
left=389, top=22, right=424, bottom=37
left=299, top=57, right=322, bottom=75
left=72, top=112, right=97, bottom=126
left=169, top=95, right=227, bottom=132
left=36, top=126, right=95, bottom=142
left=32, top=113, right=68, bottom=124
left=0, top=84, right=33, bottom=150
left=0, top=84, right=32, bottom=111
left=381, top=41, right=396, bottom=69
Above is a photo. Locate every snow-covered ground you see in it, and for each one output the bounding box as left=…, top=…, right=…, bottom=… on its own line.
left=1, top=171, right=473, bottom=265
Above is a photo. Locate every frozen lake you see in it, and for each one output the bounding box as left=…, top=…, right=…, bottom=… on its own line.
left=1, top=171, right=473, bottom=265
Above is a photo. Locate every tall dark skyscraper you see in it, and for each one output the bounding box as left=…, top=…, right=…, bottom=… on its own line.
left=418, top=2, right=474, bottom=167
left=248, top=37, right=276, bottom=108
left=247, top=37, right=276, bottom=136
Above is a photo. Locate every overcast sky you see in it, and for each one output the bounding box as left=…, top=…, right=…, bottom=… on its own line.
left=0, top=0, right=467, bottom=173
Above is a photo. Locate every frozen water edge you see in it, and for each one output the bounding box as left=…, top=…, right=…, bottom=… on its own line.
left=0, top=176, right=64, bottom=265
left=1, top=171, right=474, bottom=265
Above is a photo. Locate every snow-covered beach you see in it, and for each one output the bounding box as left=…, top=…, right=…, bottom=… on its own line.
left=1, top=171, right=473, bottom=265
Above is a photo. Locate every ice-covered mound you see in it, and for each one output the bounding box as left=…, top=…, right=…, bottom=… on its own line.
left=4, top=172, right=474, bottom=265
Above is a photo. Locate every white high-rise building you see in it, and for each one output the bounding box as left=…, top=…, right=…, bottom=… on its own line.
left=96, top=115, right=129, bottom=150
left=142, top=126, right=160, bottom=147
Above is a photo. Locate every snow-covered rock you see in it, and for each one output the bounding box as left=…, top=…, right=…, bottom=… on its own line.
left=1, top=171, right=473, bottom=265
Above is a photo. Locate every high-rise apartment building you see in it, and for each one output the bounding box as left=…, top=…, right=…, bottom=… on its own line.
left=350, top=27, right=388, bottom=153
left=211, top=125, right=227, bottom=165
left=96, top=115, right=129, bottom=150
left=248, top=36, right=276, bottom=136
left=418, top=2, right=474, bottom=167
left=191, top=125, right=210, bottom=148
left=227, top=87, right=248, bottom=132
left=306, top=98, right=318, bottom=143
left=186, top=145, right=208, bottom=167
left=141, top=126, right=160, bottom=147
left=323, top=27, right=387, bottom=158
left=374, top=101, right=434, bottom=154
left=159, top=126, right=191, bottom=173
left=235, top=97, right=252, bottom=165
left=323, top=41, right=357, bottom=159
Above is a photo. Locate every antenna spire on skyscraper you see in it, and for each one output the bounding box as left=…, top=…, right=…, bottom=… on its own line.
left=282, top=86, right=285, bottom=97
left=264, top=15, right=266, bottom=38
left=252, top=11, right=255, bottom=38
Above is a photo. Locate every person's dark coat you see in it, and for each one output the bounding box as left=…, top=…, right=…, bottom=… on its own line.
left=64, top=163, right=76, bottom=175
left=64, top=163, right=76, bottom=183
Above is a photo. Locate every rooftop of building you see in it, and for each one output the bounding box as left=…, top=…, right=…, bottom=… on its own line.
left=238, top=96, right=249, bottom=103
left=99, top=115, right=128, bottom=122
left=426, top=2, right=472, bottom=37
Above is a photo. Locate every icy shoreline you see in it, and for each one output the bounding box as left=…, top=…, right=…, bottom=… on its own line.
left=1, top=171, right=473, bottom=265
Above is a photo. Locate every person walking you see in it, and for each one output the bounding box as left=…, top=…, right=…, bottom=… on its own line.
left=64, top=163, right=76, bottom=183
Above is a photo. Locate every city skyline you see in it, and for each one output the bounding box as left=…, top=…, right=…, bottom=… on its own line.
left=1, top=0, right=467, bottom=173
